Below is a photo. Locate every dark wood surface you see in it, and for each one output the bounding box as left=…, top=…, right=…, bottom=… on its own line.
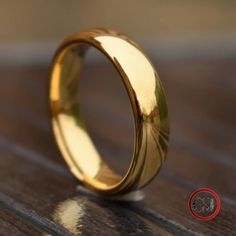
left=0, top=58, right=235, bottom=235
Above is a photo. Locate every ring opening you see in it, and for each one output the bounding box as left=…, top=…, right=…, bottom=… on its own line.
left=50, top=42, right=134, bottom=190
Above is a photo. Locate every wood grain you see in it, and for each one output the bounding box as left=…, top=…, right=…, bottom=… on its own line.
left=0, top=59, right=235, bottom=235
left=0, top=207, right=44, bottom=236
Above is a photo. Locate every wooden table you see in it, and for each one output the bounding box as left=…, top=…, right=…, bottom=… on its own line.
left=0, top=58, right=235, bottom=235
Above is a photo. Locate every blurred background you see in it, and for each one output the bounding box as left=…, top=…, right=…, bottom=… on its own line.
left=0, top=0, right=236, bottom=66
left=0, top=1, right=236, bottom=235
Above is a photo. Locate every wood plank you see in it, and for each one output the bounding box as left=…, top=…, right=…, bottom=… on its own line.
left=0, top=207, right=43, bottom=236
left=1, top=87, right=236, bottom=202
left=0, top=133, right=235, bottom=235
left=2, top=63, right=235, bottom=160
left=2, top=65, right=235, bottom=201
left=80, top=107, right=236, bottom=200
left=0, top=59, right=235, bottom=235
left=161, top=60, right=236, bottom=128
left=0, top=94, right=234, bottom=234
left=0, top=141, right=179, bottom=236
left=0, top=191, right=74, bottom=236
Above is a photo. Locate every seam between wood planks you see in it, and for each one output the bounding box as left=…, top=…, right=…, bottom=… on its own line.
left=0, top=192, right=75, bottom=236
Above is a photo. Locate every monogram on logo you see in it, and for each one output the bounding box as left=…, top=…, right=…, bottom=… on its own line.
left=188, top=188, right=221, bottom=221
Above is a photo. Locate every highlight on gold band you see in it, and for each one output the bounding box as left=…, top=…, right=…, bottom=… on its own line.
left=50, top=28, right=169, bottom=195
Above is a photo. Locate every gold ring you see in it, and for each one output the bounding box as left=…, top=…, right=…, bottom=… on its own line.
left=50, top=28, right=169, bottom=195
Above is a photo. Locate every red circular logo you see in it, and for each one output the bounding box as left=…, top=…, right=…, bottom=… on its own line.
left=188, top=188, right=221, bottom=221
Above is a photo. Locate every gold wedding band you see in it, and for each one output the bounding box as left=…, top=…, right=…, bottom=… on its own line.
left=50, top=28, right=169, bottom=195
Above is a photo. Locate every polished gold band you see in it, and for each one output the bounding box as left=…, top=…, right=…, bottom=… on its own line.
left=50, top=29, right=169, bottom=195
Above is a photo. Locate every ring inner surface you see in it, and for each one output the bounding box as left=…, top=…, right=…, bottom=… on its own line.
left=51, top=43, right=128, bottom=189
